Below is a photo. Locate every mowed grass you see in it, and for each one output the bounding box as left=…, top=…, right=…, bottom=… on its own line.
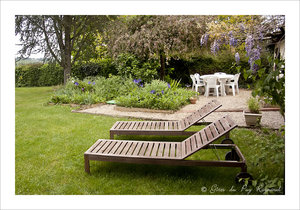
left=15, top=87, right=284, bottom=195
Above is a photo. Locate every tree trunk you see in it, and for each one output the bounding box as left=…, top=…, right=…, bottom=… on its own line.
left=160, top=52, right=166, bottom=80
left=63, top=15, right=72, bottom=85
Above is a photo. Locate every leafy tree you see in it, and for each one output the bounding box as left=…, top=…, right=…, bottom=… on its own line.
left=106, top=15, right=214, bottom=80
left=15, top=15, right=114, bottom=84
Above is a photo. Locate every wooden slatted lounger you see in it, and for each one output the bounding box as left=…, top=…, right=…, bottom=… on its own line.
left=85, top=115, right=252, bottom=181
left=109, top=100, right=222, bottom=139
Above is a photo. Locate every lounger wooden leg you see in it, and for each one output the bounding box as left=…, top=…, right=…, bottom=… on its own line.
left=225, top=132, right=230, bottom=139
left=241, top=164, right=247, bottom=173
left=84, top=155, right=90, bottom=173
left=110, top=131, right=114, bottom=139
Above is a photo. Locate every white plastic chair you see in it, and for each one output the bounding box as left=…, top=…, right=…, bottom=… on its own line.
left=190, top=74, right=205, bottom=93
left=190, top=74, right=196, bottom=91
left=224, top=73, right=240, bottom=96
left=204, top=76, right=221, bottom=97
left=194, top=73, right=205, bottom=94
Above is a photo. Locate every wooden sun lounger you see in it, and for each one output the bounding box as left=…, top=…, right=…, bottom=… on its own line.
left=85, top=115, right=249, bottom=178
left=109, top=100, right=222, bottom=139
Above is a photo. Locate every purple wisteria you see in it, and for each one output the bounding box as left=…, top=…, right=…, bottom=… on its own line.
left=235, top=52, right=240, bottom=64
left=200, top=33, right=209, bottom=46
left=248, top=47, right=261, bottom=72
left=245, top=35, right=254, bottom=56
left=211, top=40, right=220, bottom=55
left=245, top=34, right=262, bottom=71
left=229, top=31, right=237, bottom=47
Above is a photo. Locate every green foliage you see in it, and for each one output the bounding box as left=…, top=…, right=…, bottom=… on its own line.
left=244, top=57, right=285, bottom=118
left=93, top=75, right=137, bottom=100
left=239, top=128, right=285, bottom=194
left=38, top=64, right=64, bottom=86
left=15, top=63, right=64, bottom=87
left=247, top=97, right=260, bottom=113
left=49, top=76, right=136, bottom=105
left=116, top=80, right=195, bottom=110
left=71, top=58, right=117, bottom=80
left=114, top=53, right=159, bottom=83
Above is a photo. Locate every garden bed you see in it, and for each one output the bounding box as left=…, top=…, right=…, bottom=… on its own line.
left=114, top=105, right=174, bottom=114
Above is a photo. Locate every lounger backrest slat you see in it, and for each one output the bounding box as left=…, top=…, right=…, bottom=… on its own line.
left=179, top=100, right=222, bottom=130
left=181, top=115, right=237, bottom=159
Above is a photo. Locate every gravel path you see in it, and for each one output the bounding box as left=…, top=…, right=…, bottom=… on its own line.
left=74, top=89, right=284, bottom=129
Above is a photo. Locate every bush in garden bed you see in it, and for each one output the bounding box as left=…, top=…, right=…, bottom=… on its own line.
left=116, top=80, right=195, bottom=110
left=50, top=77, right=194, bottom=110
left=49, top=76, right=137, bottom=105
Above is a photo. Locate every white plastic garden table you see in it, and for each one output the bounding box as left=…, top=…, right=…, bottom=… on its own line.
left=200, top=74, right=234, bottom=96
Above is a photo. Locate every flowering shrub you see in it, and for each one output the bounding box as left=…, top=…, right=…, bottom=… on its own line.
left=49, top=76, right=136, bottom=105
left=116, top=80, right=195, bottom=110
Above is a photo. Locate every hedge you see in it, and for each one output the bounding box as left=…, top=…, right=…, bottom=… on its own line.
left=15, top=63, right=64, bottom=87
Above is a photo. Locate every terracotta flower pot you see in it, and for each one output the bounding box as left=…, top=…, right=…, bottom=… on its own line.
left=190, top=98, right=197, bottom=104
left=243, top=110, right=262, bottom=126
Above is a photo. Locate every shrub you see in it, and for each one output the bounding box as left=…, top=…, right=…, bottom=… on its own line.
left=15, top=63, right=43, bottom=87
left=93, top=75, right=137, bottom=100
left=116, top=80, right=195, bottom=110
left=114, top=53, right=159, bottom=83
left=49, top=76, right=137, bottom=105
left=38, top=64, right=64, bottom=86
left=71, top=58, right=117, bottom=80
left=15, top=63, right=63, bottom=87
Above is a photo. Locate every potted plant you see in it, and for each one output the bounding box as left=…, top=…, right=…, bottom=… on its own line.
left=190, top=95, right=198, bottom=104
left=243, top=97, right=262, bottom=126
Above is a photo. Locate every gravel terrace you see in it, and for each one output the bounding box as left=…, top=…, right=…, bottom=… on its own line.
left=74, top=89, right=284, bottom=129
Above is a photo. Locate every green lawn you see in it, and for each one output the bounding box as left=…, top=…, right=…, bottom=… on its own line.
left=15, top=87, right=284, bottom=195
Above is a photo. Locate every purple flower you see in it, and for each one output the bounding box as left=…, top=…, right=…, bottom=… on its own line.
left=239, top=24, right=245, bottom=32
left=229, top=37, right=237, bottom=47
left=134, top=79, right=142, bottom=84
left=200, top=33, right=209, bottom=46
left=140, top=83, right=144, bottom=88
left=150, top=90, right=155, bottom=94
left=245, top=35, right=254, bottom=56
left=252, top=64, right=259, bottom=72
left=161, top=90, right=164, bottom=94
left=248, top=46, right=261, bottom=71
left=92, top=82, right=95, bottom=85
left=82, top=87, right=84, bottom=91
left=211, top=40, right=220, bottom=55
left=167, top=83, right=171, bottom=88
left=235, top=52, right=240, bottom=64
left=74, top=82, right=79, bottom=86
left=88, top=81, right=91, bottom=85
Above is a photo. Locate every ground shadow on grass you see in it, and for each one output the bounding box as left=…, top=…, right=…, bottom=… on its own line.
left=87, top=161, right=243, bottom=195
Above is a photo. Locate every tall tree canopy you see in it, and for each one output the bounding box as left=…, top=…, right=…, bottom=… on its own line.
left=106, top=15, right=214, bottom=80
left=15, top=15, right=113, bottom=84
